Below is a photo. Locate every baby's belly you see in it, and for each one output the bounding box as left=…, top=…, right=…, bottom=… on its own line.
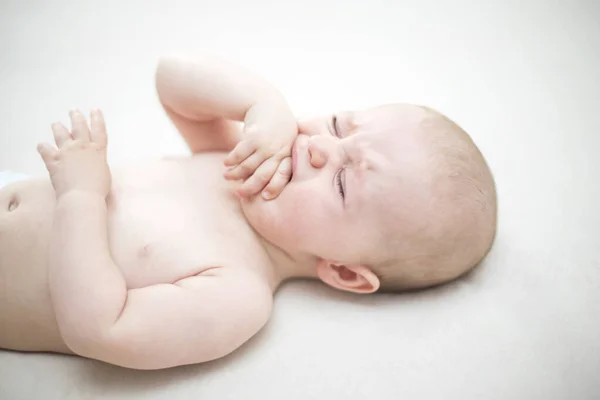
left=0, top=178, right=63, bottom=351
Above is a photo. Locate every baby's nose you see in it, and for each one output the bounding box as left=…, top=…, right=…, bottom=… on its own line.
left=308, top=135, right=341, bottom=169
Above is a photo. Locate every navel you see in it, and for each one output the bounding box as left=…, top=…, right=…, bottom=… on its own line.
left=7, top=195, right=19, bottom=212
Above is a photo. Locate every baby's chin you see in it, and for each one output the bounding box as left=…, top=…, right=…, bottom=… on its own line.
left=240, top=181, right=297, bottom=221
left=239, top=190, right=280, bottom=224
left=238, top=194, right=290, bottom=245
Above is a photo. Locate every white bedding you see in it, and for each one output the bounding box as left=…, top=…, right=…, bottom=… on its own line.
left=1, top=1, right=598, bottom=399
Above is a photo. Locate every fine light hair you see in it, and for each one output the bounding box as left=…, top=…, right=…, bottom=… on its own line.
left=373, top=106, right=497, bottom=292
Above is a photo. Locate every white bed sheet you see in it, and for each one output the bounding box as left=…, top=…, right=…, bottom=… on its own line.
left=1, top=1, right=599, bottom=399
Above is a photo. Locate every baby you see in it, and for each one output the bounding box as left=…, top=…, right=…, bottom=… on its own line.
left=0, top=55, right=496, bottom=370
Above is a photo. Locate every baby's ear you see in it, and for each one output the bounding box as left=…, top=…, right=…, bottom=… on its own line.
left=316, top=260, right=380, bottom=294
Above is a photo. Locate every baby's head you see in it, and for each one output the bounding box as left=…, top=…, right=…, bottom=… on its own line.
left=241, top=103, right=496, bottom=293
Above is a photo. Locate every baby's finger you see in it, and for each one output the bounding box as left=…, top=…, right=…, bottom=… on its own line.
left=90, top=109, right=108, bottom=146
left=223, top=140, right=255, bottom=167
left=36, top=142, right=58, bottom=166
left=69, top=109, right=91, bottom=141
left=224, top=151, right=264, bottom=181
left=51, top=122, right=71, bottom=147
left=261, top=157, right=292, bottom=200
left=236, top=157, right=280, bottom=198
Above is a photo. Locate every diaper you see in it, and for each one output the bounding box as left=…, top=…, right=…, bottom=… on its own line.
left=0, top=171, right=30, bottom=190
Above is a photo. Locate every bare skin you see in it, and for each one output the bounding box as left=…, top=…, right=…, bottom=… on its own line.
left=0, top=55, right=300, bottom=369
left=0, top=155, right=272, bottom=357
left=0, top=55, right=454, bottom=370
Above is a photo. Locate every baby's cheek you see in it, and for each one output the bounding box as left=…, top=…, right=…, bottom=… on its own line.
left=285, top=195, right=318, bottom=230
left=287, top=192, right=315, bottom=217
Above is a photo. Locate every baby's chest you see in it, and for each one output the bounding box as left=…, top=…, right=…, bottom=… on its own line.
left=106, top=158, right=256, bottom=288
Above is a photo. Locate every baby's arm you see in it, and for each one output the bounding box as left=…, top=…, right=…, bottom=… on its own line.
left=38, top=110, right=272, bottom=369
left=155, top=54, right=284, bottom=153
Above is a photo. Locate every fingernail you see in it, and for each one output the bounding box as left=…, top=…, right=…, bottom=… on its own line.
left=262, top=191, right=272, bottom=200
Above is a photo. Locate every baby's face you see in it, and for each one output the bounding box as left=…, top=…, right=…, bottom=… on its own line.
left=241, top=104, right=432, bottom=264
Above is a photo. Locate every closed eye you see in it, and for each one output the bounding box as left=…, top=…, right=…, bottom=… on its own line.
left=331, top=115, right=341, bottom=138
left=335, top=168, right=346, bottom=200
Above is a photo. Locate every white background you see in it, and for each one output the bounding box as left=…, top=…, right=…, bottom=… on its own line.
left=1, top=0, right=599, bottom=399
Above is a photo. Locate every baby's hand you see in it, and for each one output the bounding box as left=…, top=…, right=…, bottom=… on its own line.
left=37, top=109, right=112, bottom=199
left=223, top=99, right=297, bottom=200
